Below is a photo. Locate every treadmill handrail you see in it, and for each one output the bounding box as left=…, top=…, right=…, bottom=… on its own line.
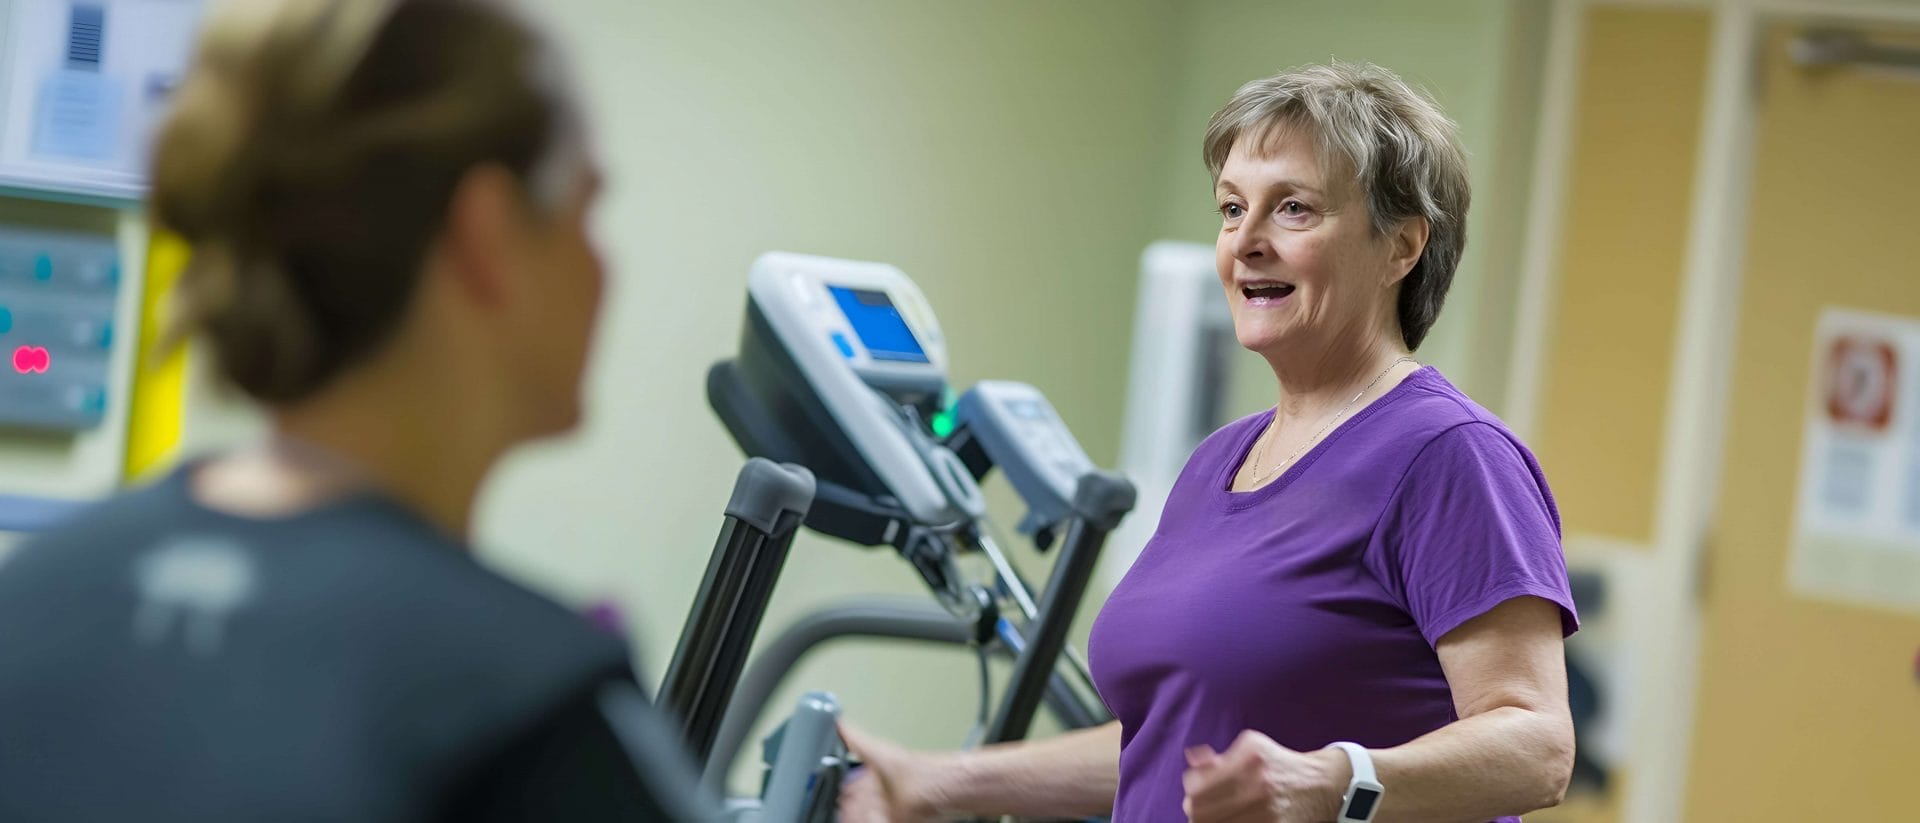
left=703, top=597, right=1115, bottom=791
left=660, top=459, right=815, bottom=765
left=982, top=471, right=1134, bottom=745
left=703, top=598, right=968, bottom=789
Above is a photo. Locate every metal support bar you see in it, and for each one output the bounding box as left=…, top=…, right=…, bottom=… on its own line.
left=660, top=459, right=815, bottom=765
left=703, top=599, right=968, bottom=788
left=703, top=598, right=1112, bottom=790
left=982, top=472, right=1134, bottom=745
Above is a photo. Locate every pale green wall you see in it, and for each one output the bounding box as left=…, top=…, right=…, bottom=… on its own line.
left=2, top=0, right=1548, bottom=796
left=462, top=0, right=1547, bottom=793
left=1151, top=0, right=1546, bottom=411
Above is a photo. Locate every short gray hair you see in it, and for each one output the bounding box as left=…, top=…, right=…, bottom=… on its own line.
left=1203, top=61, right=1470, bottom=351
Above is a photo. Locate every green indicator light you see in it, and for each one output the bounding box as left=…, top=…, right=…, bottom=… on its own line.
left=930, top=409, right=956, bottom=439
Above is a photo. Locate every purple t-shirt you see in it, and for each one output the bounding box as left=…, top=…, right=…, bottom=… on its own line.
left=1087, top=367, right=1577, bottom=823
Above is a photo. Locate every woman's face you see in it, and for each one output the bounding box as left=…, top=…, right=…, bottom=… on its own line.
left=1213, top=129, right=1404, bottom=363
left=514, top=162, right=606, bottom=435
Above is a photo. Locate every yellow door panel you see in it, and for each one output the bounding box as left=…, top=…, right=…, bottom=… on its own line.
left=1535, top=6, right=1709, bottom=544
left=1685, top=24, right=1920, bottom=822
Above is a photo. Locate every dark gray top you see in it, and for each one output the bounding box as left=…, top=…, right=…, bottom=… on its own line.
left=0, top=465, right=717, bottom=822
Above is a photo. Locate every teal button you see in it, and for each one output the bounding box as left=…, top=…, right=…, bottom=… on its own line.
left=33, top=254, right=52, bottom=282
left=98, top=321, right=113, bottom=349
left=0, top=307, right=10, bottom=334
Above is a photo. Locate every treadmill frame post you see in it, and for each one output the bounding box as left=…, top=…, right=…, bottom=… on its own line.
left=981, top=471, right=1135, bottom=745
left=659, top=458, right=816, bottom=765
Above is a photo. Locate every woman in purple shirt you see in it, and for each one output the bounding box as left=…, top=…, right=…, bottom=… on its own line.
left=840, top=61, right=1579, bottom=823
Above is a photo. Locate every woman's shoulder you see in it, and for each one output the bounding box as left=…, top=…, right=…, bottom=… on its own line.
left=1376, top=367, right=1529, bottom=451
left=1382, top=369, right=1554, bottom=505
left=3, top=469, right=628, bottom=681
left=0, top=470, right=206, bottom=577
left=1298, top=367, right=1543, bottom=494
left=1179, top=369, right=1515, bottom=468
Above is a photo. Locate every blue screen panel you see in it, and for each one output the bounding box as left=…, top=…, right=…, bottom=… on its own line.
left=829, top=286, right=928, bottom=363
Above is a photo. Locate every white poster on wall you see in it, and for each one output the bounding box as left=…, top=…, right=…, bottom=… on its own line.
left=0, top=0, right=202, bottom=201
left=1789, top=308, right=1920, bottom=614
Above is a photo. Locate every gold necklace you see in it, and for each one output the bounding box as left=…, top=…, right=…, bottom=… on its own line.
left=1248, top=356, right=1415, bottom=485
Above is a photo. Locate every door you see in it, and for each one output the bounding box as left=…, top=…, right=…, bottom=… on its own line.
left=1685, top=22, right=1920, bottom=822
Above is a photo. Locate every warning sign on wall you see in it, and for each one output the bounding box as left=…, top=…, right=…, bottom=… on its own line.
left=1825, top=335, right=1896, bottom=432
left=1791, top=309, right=1920, bottom=614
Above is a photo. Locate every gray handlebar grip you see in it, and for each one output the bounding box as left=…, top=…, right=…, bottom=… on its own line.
left=724, top=458, right=816, bottom=534
left=1070, top=471, right=1137, bottom=531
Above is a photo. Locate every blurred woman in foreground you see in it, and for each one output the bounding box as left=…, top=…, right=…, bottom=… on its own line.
left=0, top=1, right=715, bottom=820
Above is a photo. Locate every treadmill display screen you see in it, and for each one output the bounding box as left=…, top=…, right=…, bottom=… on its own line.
left=829, top=286, right=928, bottom=363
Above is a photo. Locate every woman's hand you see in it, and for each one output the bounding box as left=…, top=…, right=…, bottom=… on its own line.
left=1181, top=731, right=1349, bottom=823
left=836, top=723, right=956, bottom=823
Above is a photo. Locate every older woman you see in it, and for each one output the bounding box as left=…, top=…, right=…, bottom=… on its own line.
left=840, top=62, right=1578, bottom=823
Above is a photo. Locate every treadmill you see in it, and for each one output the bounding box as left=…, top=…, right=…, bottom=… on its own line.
left=661, top=252, right=1134, bottom=821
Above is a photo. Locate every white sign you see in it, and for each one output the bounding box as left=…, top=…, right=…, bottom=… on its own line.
left=1790, top=308, right=1920, bottom=613
left=0, top=0, right=203, bottom=201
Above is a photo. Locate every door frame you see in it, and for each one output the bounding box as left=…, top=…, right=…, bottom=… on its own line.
left=1506, top=1, right=1920, bottom=820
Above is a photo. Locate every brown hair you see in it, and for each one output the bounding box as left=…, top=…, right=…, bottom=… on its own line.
left=1203, top=61, right=1470, bottom=351
left=151, top=0, right=577, bottom=402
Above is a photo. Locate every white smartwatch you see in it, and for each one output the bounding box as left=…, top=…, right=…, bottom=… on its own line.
left=1326, top=742, right=1385, bottom=823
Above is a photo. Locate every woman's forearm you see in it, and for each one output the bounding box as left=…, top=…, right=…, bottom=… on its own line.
left=1367, top=706, right=1574, bottom=822
left=931, top=721, right=1121, bottom=819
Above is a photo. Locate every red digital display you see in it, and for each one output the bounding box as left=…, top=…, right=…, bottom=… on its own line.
left=11, top=345, right=50, bottom=374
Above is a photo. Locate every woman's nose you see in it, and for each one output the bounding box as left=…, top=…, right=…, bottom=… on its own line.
left=1232, top=219, right=1271, bottom=263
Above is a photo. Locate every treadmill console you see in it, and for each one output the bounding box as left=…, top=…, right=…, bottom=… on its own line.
left=728, top=253, right=983, bottom=532
left=951, top=380, right=1096, bottom=539
left=750, top=253, right=947, bottom=410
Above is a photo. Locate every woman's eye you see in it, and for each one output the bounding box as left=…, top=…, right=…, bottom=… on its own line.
left=1221, top=203, right=1245, bottom=219
left=1281, top=200, right=1308, bottom=216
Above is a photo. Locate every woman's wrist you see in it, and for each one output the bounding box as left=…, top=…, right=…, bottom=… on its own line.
left=1308, top=746, right=1355, bottom=820
left=899, top=748, right=965, bottom=818
left=878, top=722, right=1120, bottom=820
left=917, top=743, right=1047, bottom=818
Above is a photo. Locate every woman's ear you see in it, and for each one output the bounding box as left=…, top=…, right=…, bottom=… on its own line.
left=1386, top=215, right=1429, bottom=287
left=439, top=163, right=522, bottom=308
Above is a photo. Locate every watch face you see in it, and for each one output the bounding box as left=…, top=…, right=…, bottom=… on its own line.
left=1346, top=787, right=1381, bottom=819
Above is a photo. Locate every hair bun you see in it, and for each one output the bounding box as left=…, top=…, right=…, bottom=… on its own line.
left=148, top=0, right=567, bottom=403
left=151, top=71, right=259, bottom=243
